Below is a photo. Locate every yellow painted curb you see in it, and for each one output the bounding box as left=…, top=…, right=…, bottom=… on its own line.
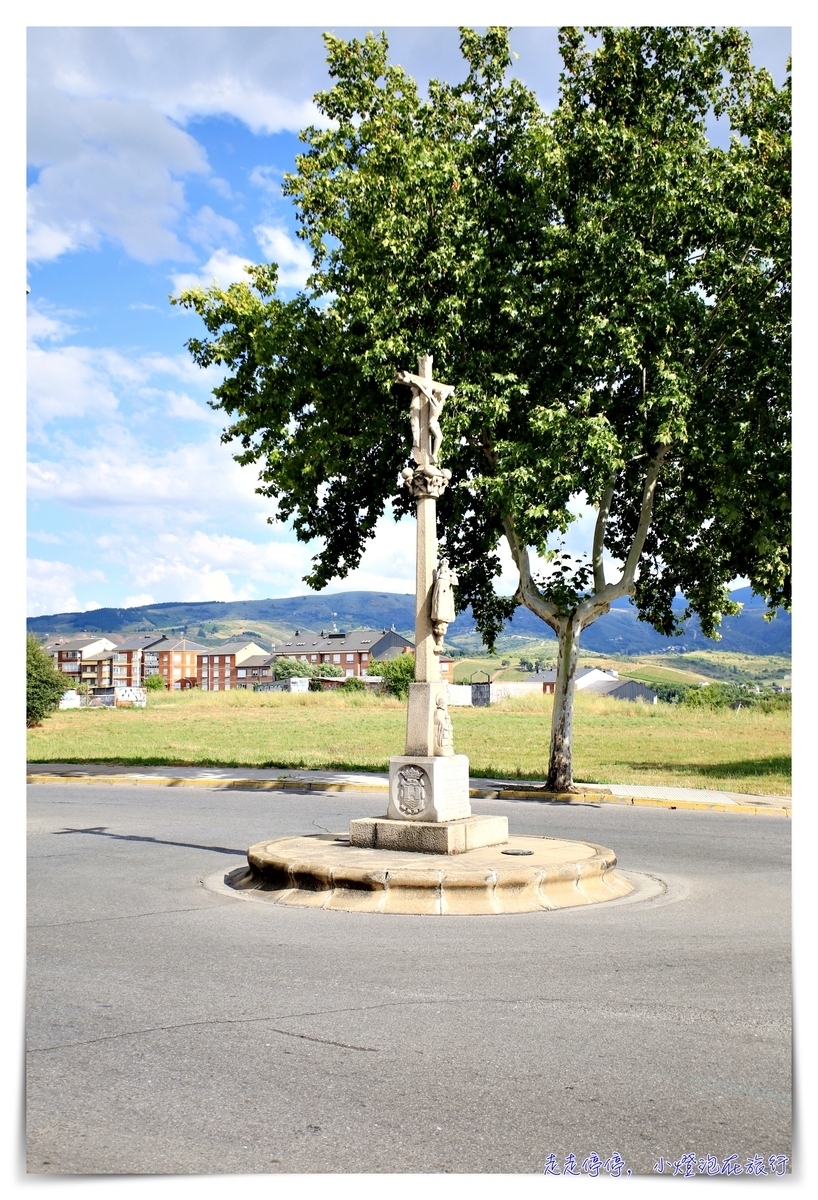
left=26, top=772, right=790, bottom=817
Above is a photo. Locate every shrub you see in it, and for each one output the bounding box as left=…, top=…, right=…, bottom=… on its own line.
left=26, top=634, right=69, bottom=726
left=341, top=675, right=365, bottom=692
left=319, top=663, right=344, bottom=677
left=143, top=674, right=166, bottom=691
left=376, top=652, right=416, bottom=699
left=308, top=678, right=325, bottom=692
left=273, top=657, right=316, bottom=679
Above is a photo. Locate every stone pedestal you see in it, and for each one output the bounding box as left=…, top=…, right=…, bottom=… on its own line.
left=405, top=681, right=448, bottom=756
left=387, top=754, right=471, bottom=823
left=350, top=814, right=508, bottom=855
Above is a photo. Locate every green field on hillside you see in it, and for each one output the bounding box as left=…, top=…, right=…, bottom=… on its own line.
left=28, top=688, right=791, bottom=796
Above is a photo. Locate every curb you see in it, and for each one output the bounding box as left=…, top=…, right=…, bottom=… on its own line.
left=26, top=771, right=791, bottom=818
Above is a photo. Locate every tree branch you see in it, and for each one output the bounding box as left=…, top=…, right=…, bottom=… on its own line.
left=592, top=479, right=616, bottom=593
left=577, top=444, right=669, bottom=625
left=502, top=513, right=561, bottom=631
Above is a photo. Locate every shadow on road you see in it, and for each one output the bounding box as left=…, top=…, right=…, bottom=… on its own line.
left=53, top=827, right=246, bottom=856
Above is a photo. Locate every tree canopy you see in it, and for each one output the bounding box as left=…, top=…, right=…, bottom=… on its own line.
left=26, top=634, right=68, bottom=726
left=174, top=26, right=790, bottom=787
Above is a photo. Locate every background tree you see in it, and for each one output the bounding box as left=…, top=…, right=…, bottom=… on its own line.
left=175, top=26, right=790, bottom=790
left=26, top=634, right=68, bottom=726
left=272, top=657, right=316, bottom=679
left=143, top=674, right=166, bottom=692
left=376, top=652, right=417, bottom=699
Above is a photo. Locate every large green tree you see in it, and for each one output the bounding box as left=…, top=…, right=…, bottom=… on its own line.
left=175, top=27, right=790, bottom=790
left=26, top=634, right=69, bottom=726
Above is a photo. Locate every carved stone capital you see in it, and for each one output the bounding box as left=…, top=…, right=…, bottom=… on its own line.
left=402, top=465, right=451, bottom=499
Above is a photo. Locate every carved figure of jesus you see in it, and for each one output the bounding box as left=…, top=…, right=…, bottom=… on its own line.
left=396, top=364, right=454, bottom=468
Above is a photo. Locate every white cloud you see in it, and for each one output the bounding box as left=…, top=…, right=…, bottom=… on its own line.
left=186, top=205, right=241, bottom=250
left=171, top=249, right=253, bottom=293
left=163, top=392, right=223, bottom=426
left=27, top=436, right=262, bottom=518
left=254, top=225, right=312, bottom=289
left=28, top=27, right=330, bottom=134
left=137, top=559, right=251, bottom=604
left=26, top=305, right=74, bottom=343
left=249, top=164, right=283, bottom=194
left=27, top=91, right=208, bottom=263
left=27, top=558, right=105, bottom=617
left=27, top=344, right=122, bottom=424
left=122, top=593, right=155, bottom=608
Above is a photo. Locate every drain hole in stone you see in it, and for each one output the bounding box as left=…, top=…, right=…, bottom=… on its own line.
left=502, top=849, right=534, bottom=856
left=334, top=837, right=350, bottom=843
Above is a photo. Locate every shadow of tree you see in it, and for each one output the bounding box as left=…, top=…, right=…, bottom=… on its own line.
left=630, top=756, right=790, bottom=780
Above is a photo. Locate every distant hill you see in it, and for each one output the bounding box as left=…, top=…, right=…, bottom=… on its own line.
left=27, top=585, right=789, bottom=656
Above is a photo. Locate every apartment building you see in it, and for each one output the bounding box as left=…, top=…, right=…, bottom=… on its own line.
left=47, top=635, right=119, bottom=687
left=235, top=653, right=275, bottom=688
left=274, top=628, right=414, bottom=678
left=145, top=637, right=208, bottom=689
left=197, top=640, right=268, bottom=691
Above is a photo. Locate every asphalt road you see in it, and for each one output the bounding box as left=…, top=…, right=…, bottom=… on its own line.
left=26, top=783, right=791, bottom=1176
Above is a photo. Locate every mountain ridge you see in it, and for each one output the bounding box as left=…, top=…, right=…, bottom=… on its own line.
left=27, top=586, right=790, bottom=657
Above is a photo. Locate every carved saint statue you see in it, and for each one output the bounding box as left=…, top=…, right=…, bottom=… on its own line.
left=433, top=695, right=455, bottom=756
left=431, top=560, right=458, bottom=653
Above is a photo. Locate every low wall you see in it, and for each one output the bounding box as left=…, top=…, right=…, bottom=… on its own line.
left=490, top=682, right=546, bottom=702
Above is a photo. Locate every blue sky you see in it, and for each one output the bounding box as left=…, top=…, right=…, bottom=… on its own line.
left=26, top=23, right=791, bottom=617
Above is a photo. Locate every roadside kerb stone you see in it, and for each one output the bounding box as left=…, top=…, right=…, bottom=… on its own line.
left=25, top=764, right=791, bottom=817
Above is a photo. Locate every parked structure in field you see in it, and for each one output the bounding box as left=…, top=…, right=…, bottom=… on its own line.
left=530, top=666, right=621, bottom=694
left=582, top=677, right=659, bottom=704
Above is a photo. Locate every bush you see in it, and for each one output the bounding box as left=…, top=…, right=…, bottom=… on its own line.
left=143, top=674, right=166, bottom=691
left=376, top=652, right=416, bottom=699
left=655, top=680, right=792, bottom=711
left=308, top=678, right=325, bottom=692
left=26, top=634, right=69, bottom=726
left=318, top=663, right=344, bottom=677
left=341, top=675, right=365, bottom=692
left=273, top=657, right=316, bottom=679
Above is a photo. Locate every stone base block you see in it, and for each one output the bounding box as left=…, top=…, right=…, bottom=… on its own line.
left=350, top=814, right=509, bottom=855
left=387, top=754, right=471, bottom=822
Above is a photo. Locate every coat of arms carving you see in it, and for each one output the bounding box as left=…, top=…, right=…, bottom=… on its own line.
left=396, top=764, right=427, bottom=816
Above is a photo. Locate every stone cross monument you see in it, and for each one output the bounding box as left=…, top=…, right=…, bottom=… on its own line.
left=349, top=354, right=509, bottom=853
left=386, top=355, right=472, bottom=824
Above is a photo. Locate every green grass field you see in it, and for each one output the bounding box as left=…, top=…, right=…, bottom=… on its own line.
left=27, top=688, right=791, bottom=796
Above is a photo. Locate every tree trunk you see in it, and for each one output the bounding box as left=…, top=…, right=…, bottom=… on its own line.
left=546, top=613, right=582, bottom=792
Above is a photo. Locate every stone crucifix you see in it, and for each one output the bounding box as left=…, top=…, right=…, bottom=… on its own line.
left=393, top=355, right=462, bottom=767
left=396, top=354, right=454, bottom=690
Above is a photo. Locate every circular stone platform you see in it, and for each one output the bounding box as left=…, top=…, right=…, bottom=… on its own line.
left=231, top=833, right=634, bottom=915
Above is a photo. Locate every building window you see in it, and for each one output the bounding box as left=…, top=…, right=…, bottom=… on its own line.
left=345, top=668, right=354, bottom=677
left=361, top=653, right=368, bottom=661
left=333, top=654, right=341, bottom=663
left=260, top=668, right=269, bottom=676
left=213, top=656, right=220, bottom=664
left=346, top=654, right=354, bottom=662
left=311, top=655, right=317, bottom=661
left=237, top=669, right=246, bottom=678
left=225, top=681, right=231, bottom=690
